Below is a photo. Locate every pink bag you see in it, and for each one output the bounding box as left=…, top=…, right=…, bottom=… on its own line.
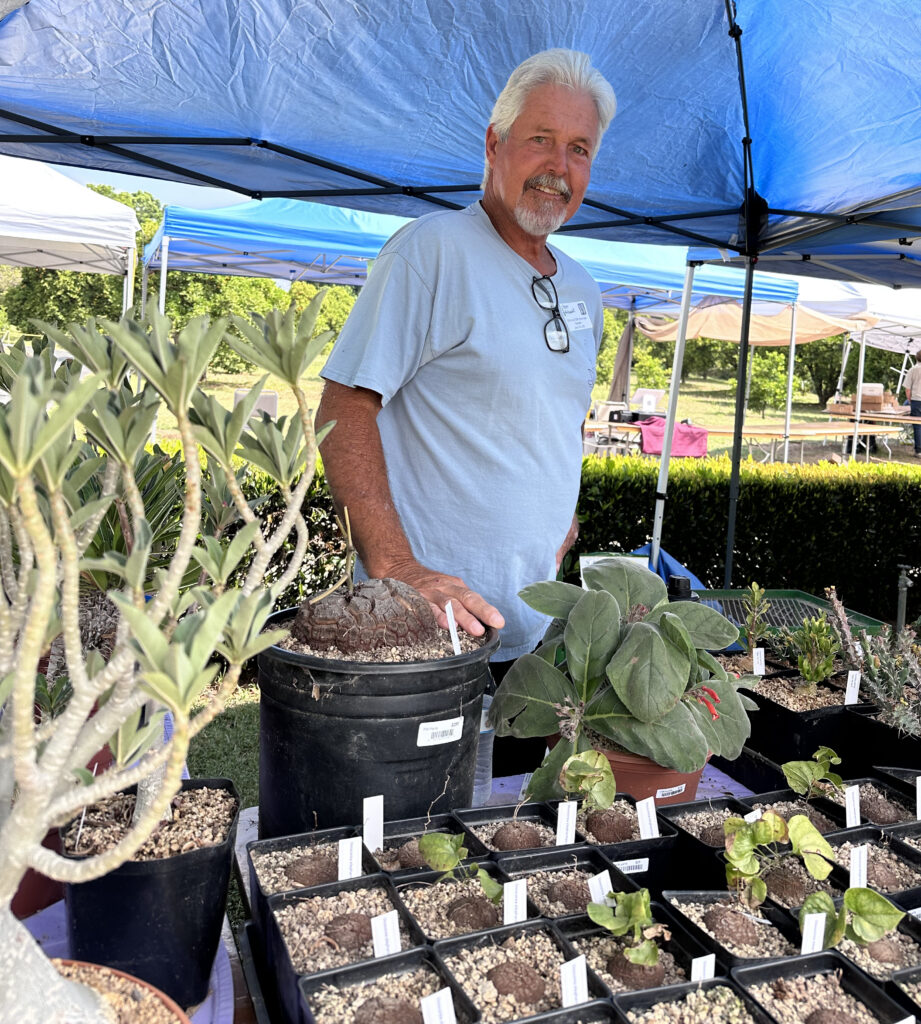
left=637, top=417, right=708, bottom=457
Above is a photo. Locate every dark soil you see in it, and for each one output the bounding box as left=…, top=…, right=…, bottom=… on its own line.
left=584, top=808, right=634, bottom=843
left=353, top=997, right=424, bottom=1024
left=486, top=961, right=545, bottom=1004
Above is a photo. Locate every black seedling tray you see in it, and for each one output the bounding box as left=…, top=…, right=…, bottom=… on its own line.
left=744, top=685, right=851, bottom=765
left=369, top=812, right=491, bottom=875
left=452, top=801, right=588, bottom=853
left=610, top=976, right=774, bottom=1024
left=824, top=778, right=918, bottom=828
left=236, top=921, right=275, bottom=1024
left=521, top=1001, right=621, bottom=1024
left=844, top=706, right=921, bottom=774
left=887, top=962, right=921, bottom=1022
left=711, top=746, right=785, bottom=796
left=741, top=788, right=847, bottom=833
left=657, top=797, right=752, bottom=890
left=873, top=766, right=921, bottom=802
left=824, top=825, right=921, bottom=906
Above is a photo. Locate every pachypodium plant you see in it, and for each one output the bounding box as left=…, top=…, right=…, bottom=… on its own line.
left=782, top=747, right=844, bottom=802
left=417, top=831, right=503, bottom=905
left=721, top=810, right=834, bottom=910
left=489, top=557, right=758, bottom=801
left=0, top=296, right=334, bottom=1021
left=799, top=888, right=904, bottom=951
left=742, top=582, right=771, bottom=656
left=588, top=888, right=670, bottom=973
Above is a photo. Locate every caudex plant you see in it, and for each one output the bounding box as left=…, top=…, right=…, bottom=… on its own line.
left=587, top=887, right=672, bottom=988
left=416, top=832, right=504, bottom=931
left=782, top=747, right=844, bottom=803
left=798, top=888, right=904, bottom=955
left=0, top=296, right=336, bottom=1022
left=490, top=557, right=757, bottom=801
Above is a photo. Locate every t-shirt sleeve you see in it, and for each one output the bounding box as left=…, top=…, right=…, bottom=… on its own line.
left=320, top=248, right=436, bottom=407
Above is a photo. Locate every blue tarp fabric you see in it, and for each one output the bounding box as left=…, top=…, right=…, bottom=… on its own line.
left=631, top=544, right=706, bottom=591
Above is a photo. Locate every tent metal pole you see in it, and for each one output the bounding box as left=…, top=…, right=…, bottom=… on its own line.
left=624, top=298, right=635, bottom=404
left=723, top=258, right=756, bottom=588
left=140, top=263, right=148, bottom=312
left=782, top=301, right=798, bottom=462
left=835, top=337, right=852, bottom=400
left=157, top=235, right=170, bottom=315
left=122, top=245, right=136, bottom=315
left=896, top=352, right=910, bottom=397
left=650, top=262, right=696, bottom=573
left=852, top=332, right=867, bottom=459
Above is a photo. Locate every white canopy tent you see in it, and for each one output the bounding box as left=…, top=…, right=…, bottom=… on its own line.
left=0, top=155, right=139, bottom=311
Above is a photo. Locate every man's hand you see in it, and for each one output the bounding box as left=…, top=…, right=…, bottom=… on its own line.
left=386, top=559, right=505, bottom=637
left=556, top=512, right=580, bottom=571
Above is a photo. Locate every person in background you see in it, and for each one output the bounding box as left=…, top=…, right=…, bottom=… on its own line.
left=904, top=360, right=921, bottom=456
left=315, top=49, right=616, bottom=771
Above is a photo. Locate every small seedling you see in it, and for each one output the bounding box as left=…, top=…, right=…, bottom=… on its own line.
left=790, top=614, right=840, bottom=693
left=417, top=832, right=503, bottom=904
left=558, top=750, right=617, bottom=809
left=588, top=888, right=669, bottom=966
left=782, top=747, right=844, bottom=802
left=722, top=811, right=835, bottom=910
left=742, top=582, right=771, bottom=655
left=799, top=888, right=904, bottom=950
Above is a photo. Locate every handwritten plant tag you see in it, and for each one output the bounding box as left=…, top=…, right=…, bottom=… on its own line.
left=636, top=796, right=660, bottom=838
left=362, top=794, right=384, bottom=857
left=556, top=801, right=577, bottom=846
left=690, top=954, right=715, bottom=981
left=503, top=879, right=528, bottom=925
left=371, top=909, right=401, bottom=957
left=444, top=600, right=461, bottom=656
left=338, top=836, right=362, bottom=881
left=801, top=912, right=827, bottom=954
left=420, top=989, right=457, bottom=1024
left=845, top=670, right=861, bottom=705
left=845, top=785, right=861, bottom=828
left=588, top=869, right=614, bottom=907
left=744, top=809, right=763, bottom=823
left=850, top=844, right=868, bottom=889
left=916, top=776, right=921, bottom=821
left=752, top=647, right=766, bottom=676
left=560, top=955, right=588, bottom=1007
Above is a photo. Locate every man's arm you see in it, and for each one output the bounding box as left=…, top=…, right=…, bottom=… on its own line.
left=315, top=380, right=505, bottom=636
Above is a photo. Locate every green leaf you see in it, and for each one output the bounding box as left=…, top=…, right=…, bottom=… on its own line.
left=800, top=892, right=839, bottom=948
left=563, top=589, right=620, bottom=703
left=624, top=938, right=660, bottom=966
left=843, top=887, right=904, bottom=944
left=582, top=557, right=668, bottom=613
left=788, top=814, right=835, bottom=879
left=782, top=760, right=825, bottom=795
left=526, top=736, right=577, bottom=802
left=559, top=750, right=616, bottom=809
left=417, top=832, right=466, bottom=872
left=813, top=746, right=841, bottom=766
left=588, top=901, right=626, bottom=935
left=605, top=621, right=689, bottom=724
left=645, top=601, right=740, bottom=650
left=746, top=877, right=767, bottom=909
left=476, top=868, right=504, bottom=905
left=750, top=810, right=788, bottom=846
left=518, top=579, right=586, bottom=619
left=489, top=654, right=572, bottom=739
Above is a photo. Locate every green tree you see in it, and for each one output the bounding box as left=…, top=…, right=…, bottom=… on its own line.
left=289, top=281, right=358, bottom=356
left=595, top=308, right=629, bottom=387
left=748, top=348, right=798, bottom=416
left=682, top=337, right=739, bottom=381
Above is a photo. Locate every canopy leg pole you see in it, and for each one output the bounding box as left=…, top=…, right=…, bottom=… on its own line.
left=896, top=351, right=910, bottom=398
left=157, top=235, right=170, bottom=316
left=723, top=258, right=756, bottom=588
left=122, top=245, right=136, bottom=316
left=650, top=262, right=696, bottom=573
left=851, top=332, right=867, bottom=459
left=834, top=337, right=852, bottom=403
left=140, top=264, right=148, bottom=313
left=782, top=302, right=798, bottom=463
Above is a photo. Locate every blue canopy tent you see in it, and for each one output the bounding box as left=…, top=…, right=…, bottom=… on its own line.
left=2, top=0, right=918, bottom=583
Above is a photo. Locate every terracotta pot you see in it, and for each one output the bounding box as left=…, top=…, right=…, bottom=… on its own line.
left=598, top=747, right=705, bottom=805
left=54, top=959, right=191, bottom=1023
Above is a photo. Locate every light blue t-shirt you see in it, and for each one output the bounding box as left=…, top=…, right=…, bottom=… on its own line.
left=321, top=201, right=603, bottom=659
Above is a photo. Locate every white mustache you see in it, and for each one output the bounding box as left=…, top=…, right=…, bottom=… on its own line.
left=525, top=174, right=572, bottom=203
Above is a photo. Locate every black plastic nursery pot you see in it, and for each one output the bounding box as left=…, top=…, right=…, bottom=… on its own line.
left=257, top=615, right=499, bottom=837
left=523, top=1001, right=620, bottom=1024
left=371, top=812, right=492, bottom=875
left=824, top=825, right=921, bottom=906
left=733, top=950, right=911, bottom=1024
left=844, top=705, right=921, bottom=774
left=609, top=976, right=775, bottom=1024
left=237, top=922, right=275, bottom=1024
left=741, top=788, right=848, bottom=833
left=660, top=890, right=800, bottom=971
left=743, top=686, right=853, bottom=765
left=825, top=776, right=917, bottom=828
left=657, top=797, right=753, bottom=891
left=874, top=765, right=921, bottom=796
left=298, top=946, right=479, bottom=1024
left=710, top=746, right=785, bottom=796
left=63, top=777, right=240, bottom=1010
left=246, top=825, right=378, bottom=944
left=452, top=801, right=584, bottom=853
left=265, top=873, right=427, bottom=1024
left=887, top=962, right=921, bottom=1022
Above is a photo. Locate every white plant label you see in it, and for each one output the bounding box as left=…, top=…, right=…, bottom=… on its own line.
left=910, top=907, right=921, bottom=921
left=845, top=784, right=861, bottom=828
left=560, top=955, right=588, bottom=1007
left=636, top=796, right=660, bottom=838
left=518, top=773, right=533, bottom=802
left=801, top=912, right=827, bottom=954
left=614, top=857, right=649, bottom=874
left=588, top=869, right=615, bottom=907
left=503, top=878, right=528, bottom=925
left=850, top=844, right=868, bottom=889
left=752, top=647, right=766, bottom=676
left=845, top=670, right=861, bottom=705
left=916, top=776, right=921, bottom=820
left=444, top=600, right=462, bottom=656
left=417, top=717, right=464, bottom=747
left=556, top=800, right=578, bottom=846
left=371, top=909, right=401, bottom=958
left=855, top=641, right=864, bottom=658
left=420, top=989, right=457, bottom=1024
left=655, top=783, right=685, bottom=799
left=743, top=808, right=763, bottom=823
left=690, top=954, right=716, bottom=981
left=362, top=794, right=384, bottom=857
left=338, top=836, right=362, bottom=880
left=893, top=1018, right=915, bottom=1024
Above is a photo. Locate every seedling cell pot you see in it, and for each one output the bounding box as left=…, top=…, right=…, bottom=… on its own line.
left=237, top=922, right=275, bottom=1024
left=657, top=797, right=753, bottom=891
left=825, top=777, right=917, bottom=828
left=887, top=962, right=921, bottom=1022
left=609, top=976, right=774, bottom=1024
left=710, top=746, right=785, bottom=796
left=452, top=802, right=583, bottom=853
left=733, top=950, right=911, bottom=1024
left=873, top=766, right=921, bottom=797
left=741, top=787, right=847, bottom=833
left=63, top=777, right=240, bottom=1009
left=824, top=825, right=921, bottom=906
left=744, top=688, right=850, bottom=765
left=257, top=614, right=499, bottom=837
left=371, top=813, right=492, bottom=876
left=844, top=706, right=921, bottom=774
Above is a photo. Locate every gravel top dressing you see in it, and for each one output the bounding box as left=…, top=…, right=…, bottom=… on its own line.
left=673, top=807, right=738, bottom=846
left=833, top=840, right=921, bottom=892
left=576, top=800, right=640, bottom=845
left=511, top=868, right=593, bottom=917
left=749, top=972, right=880, bottom=1024
left=752, top=677, right=844, bottom=711
left=277, top=632, right=483, bottom=662
left=839, top=929, right=921, bottom=979
left=469, top=819, right=559, bottom=852
left=901, top=834, right=921, bottom=855
left=624, top=984, right=758, bottom=1023
left=441, top=929, right=565, bottom=1023
left=749, top=800, right=837, bottom=833
left=304, top=964, right=470, bottom=1024
left=671, top=899, right=796, bottom=958
left=373, top=833, right=454, bottom=872
left=397, top=876, right=502, bottom=939
left=274, top=885, right=416, bottom=974
left=898, top=978, right=921, bottom=1007
left=251, top=840, right=346, bottom=896
left=761, top=856, right=843, bottom=909
left=54, top=959, right=180, bottom=1024
left=571, top=930, right=685, bottom=994
left=826, top=783, right=914, bottom=826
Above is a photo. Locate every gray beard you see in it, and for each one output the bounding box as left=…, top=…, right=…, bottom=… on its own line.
left=513, top=201, right=568, bottom=237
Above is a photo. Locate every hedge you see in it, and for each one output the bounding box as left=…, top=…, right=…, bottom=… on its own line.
left=574, top=454, right=921, bottom=624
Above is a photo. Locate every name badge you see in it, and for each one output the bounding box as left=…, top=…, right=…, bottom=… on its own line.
left=560, top=301, right=593, bottom=332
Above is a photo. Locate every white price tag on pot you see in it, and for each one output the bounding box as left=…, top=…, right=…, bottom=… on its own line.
left=420, top=988, right=457, bottom=1024
left=845, top=784, right=861, bottom=828
left=850, top=844, right=869, bottom=889
left=910, top=908, right=921, bottom=921
left=371, top=909, right=401, bottom=958
left=588, top=869, right=615, bottom=907
left=752, top=647, right=765, bottom=676
left=338, top=836, right=363, bottom=880
left=916, top=776, right=921, bottom=820
left=363, top=794, right=384, bottom=857
left=656, top=783, right=685, bottom=800
left=613, top=857, right=649, bottom=874
left=417, top=717, right=464, bottom=747
left=744, top=809, right=763, bottom=823
left=444, top=601, right=462, bottom=656
left=845, top=670, right=861, bottom=705
left=636, top=796, right=660, bottom=838
left=503, top=878, right=528, bottom=925
left=556, top=800, right=578, bottom=846
left=690, top=954, right=715, bottom=981
left=560, top=954, right=588, bottom=1007
left=801, top=912, right=827, bottom=954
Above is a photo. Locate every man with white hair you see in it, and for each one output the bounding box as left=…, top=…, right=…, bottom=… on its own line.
left=317, top=50, right=615, bottom=692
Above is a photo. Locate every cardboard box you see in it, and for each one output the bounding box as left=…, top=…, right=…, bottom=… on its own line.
left=826, top=401, right=854, bottom=414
